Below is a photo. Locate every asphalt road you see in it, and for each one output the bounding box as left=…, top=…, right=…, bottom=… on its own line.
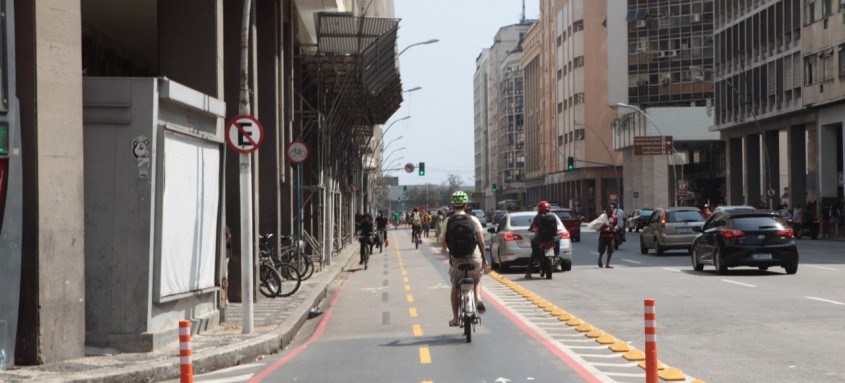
left=177, top=225, right=845, bottom=383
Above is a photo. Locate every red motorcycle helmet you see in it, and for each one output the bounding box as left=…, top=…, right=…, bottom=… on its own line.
left=537, top=201, right=551, bottom=213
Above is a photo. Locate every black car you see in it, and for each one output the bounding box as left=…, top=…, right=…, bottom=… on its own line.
left=691, top=211, right=799, bottom=274
left=627, top=208, right=653, bottom=232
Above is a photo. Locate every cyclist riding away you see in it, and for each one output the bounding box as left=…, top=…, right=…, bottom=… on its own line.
left=375, top=211, right=388, bottom=245
left=411, top=208, right=423, bottom=243
left=357, top=213, right=375, bottom=266
left=440, top=191, right=488, bottom=327
left=391, top=210, right=401, bottom=229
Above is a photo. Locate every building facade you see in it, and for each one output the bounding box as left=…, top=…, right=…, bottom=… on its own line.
left=0, top=0, right=401, bottom=367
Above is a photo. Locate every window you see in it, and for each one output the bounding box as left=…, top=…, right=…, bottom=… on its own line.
left=821, top=0, right=833, bottom=17
left=820, top=49, right=835, bottom=81
left=839, top=45, right=845, bottom=78
left=573, top=92, right=585, bottom=105
left=573, top=20, right=584, bottom=32
left=573, top=56, right=585, bottom=68
left=574, top=129, right=585, bottom=141
left=805, top=54, right=818, bottom=85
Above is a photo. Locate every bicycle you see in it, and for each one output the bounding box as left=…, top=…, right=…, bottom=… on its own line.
left=260, top=233, right=314, bottom=281
left=257, top=250, right=285, bottom=297
left=412, top=225, right=421, bottom=249
left=258, top=235, right=302, bottom=297
left=457, top=263, right=479, bottom=343
left=375, top=227, right=387, bottom=253
left=359, top=233, right=374, bottom=270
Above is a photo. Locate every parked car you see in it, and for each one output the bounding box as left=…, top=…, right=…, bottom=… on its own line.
left=640, top=207, right=705, bottom=255
left=550, top=209, right=581, bottom=242
left=488, top=211, right=573, bottom=272
left=691, top=211, right=798, bottom=274
left=627, top=208, right=654, bottom=232
left=471, top=209, right=488, bottom=226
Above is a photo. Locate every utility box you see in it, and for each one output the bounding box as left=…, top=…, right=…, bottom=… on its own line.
left=83, top=77, right=226, bottom=352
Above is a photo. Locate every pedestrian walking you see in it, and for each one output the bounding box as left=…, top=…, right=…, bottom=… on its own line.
left=828, top=204, right=841, bottom=238
left=588, top=204, right=618, bottom=268
left=792, top=204, right=803, bottom=238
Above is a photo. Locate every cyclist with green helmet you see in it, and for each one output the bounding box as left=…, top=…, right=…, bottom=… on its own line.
left=440, top=191, right=488, bottom=327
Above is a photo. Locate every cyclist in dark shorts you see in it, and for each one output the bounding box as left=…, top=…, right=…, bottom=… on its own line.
left=375, top=211, right=389, bottom=245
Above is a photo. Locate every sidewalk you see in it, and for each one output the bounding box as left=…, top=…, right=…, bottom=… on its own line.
left=0, top=246, right=358, bottom=383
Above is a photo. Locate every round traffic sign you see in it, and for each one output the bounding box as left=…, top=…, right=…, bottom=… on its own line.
left=404, top=163, right=415, bottom=173
left=767, top=188, right=776, bottom=197
left=286, top=141, right=310, bottom=164
left=226, top=115, right=264, bottom=154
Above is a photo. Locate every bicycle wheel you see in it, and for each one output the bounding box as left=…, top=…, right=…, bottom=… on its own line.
left=463, top=314, right=472, bottom=343
left=274, top=263, right=302, bottom=297
left=297, top=255, right=315, bottom=281
left=259, top=263, right=283, bottom=298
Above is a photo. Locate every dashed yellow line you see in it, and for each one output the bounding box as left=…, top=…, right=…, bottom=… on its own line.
left=406, top=294, right=414, bottom=303
left=402, top=270, right=407, bottom=276
left=419, top=347, right=431, bottom=364
left=409, top=308, right=418, bottom=317
left=412, top=324, right=423, bottom=336
left=403, top=277, right=409, bottom=283
left=404, top=284, right=411, bottom=291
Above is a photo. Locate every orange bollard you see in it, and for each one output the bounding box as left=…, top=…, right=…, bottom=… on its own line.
left=179, top=320, right=193, bottom=383
left=644, top=299, right=658, bottom=383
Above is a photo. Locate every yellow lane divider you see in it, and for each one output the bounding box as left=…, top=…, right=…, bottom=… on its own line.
left=413, top=324, right=423, bottom=337
left=419, top=347, right=431, bottom=364
left=409, top=308, right=418, bottom=317
left=486, top=270, right=690, bottom=381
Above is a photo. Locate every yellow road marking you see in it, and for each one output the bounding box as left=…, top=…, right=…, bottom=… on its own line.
left=403, top=277, right=409, bottom=283
left=409, top=308, right=418, bottom=317
left=402, top=270, right=407, bottom=276
left=413, top=324, right=423, bottom=336
left=422, top=381, right=434, bottom=383
left=419, top=347, right=431, bottom=364
left=405, top=285, right=411, bottom=291
left=407, top=294, right=414, bottom=303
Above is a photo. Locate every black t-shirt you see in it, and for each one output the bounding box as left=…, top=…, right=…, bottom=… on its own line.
left=359, top=221, right=374, bottom=235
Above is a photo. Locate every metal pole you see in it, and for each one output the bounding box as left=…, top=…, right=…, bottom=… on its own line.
left=295, top=163, right=303, bottom=263
left=238, top=0, right=254, bottom=335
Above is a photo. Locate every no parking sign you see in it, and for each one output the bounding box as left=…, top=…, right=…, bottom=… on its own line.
left=226, top=115, right=264, bottom=154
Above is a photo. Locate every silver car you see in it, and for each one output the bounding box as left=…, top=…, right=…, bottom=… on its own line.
left=640, top=207, right=705, bottom=255
left=488, top=211, right=573, bottom=272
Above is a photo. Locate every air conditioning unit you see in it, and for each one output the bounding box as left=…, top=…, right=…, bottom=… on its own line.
left=657, top=51, right=667, bottom=58
left=693, top=76, right=704, bottom=82
left=636, top=80, right=649, bottom=86
left=661, top=78, right=671, bottom=85
left=692, top=13, right=701, bottom=22
left=638, top=47, right=647, bottom=53
left=666, top=50, right=678, bottom=57
left=637, top=20, right=647, bottom=28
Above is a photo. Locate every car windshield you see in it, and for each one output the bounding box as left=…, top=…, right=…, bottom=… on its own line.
left=508, top=215, right=534, bottom=227
left=472, top=210, right=486, bottom=217
left=639, top=209, right=654, bottom=216
left=730, top=216, right=787, bottom=230
left=666, top=210, right=704, bottom=223
left=553, top=210, right=574, bottom=219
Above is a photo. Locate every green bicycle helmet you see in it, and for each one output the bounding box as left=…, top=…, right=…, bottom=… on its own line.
left=450, top=191, right=469, bottom=205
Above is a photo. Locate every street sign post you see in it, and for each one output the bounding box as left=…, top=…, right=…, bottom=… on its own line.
left=286, top=141, right=310, bottom=164
left=226, top=115, right=264, bottom=154
left=285, top=141, right=309, bottom=272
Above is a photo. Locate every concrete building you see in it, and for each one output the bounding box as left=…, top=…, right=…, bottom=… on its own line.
left=522, top=22, right=544, bottom=204
left=714, top=0, right=845, bottom=214
left=474, top=49, right=492, bottom=208
left=608, top=0, right=721, bottom=210
left=0, top=0, right=401, bottom=367
left=474, top=22, right=534, bottom=210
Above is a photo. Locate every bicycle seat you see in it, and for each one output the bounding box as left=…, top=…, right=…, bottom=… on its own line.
left=260, top=233, right=274, bottom=240
left=457, top=263, right=475, bottom=271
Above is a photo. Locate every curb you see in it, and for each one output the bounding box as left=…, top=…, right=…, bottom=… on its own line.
left=53, top=246, right=357, bottom=383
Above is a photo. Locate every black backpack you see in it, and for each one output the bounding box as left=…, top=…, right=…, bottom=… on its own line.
left=445, top=214, right=478, bottom=257
left=536, top=213, right=559, bottom=241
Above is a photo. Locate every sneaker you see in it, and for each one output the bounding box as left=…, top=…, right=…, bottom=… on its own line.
left=476, top=300, right=486, bottom=314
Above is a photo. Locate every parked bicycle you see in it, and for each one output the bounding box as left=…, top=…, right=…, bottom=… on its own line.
left=457, top=263, right=479, bottom=343
left=258, top=234, right=302, bottom=297
left=259, top=233, right=314, bottom=281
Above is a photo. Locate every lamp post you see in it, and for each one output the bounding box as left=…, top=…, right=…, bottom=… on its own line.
left=398, top=39, right=439, bottom=56
left=574, top=122, right=623, bottom=208
left=382, top=136, right=404, bottom=155
left=382, top=157, right=405, bottom=176
left=382, top=147, right=406, bottom=167
left=690, top=65, right=772, bottom=208
left=404, top=86, right=422, bottom=93
left=616, top=103, right=682, bottom=206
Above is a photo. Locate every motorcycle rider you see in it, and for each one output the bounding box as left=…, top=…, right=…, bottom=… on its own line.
left=525, top=201, right=560, bottom=280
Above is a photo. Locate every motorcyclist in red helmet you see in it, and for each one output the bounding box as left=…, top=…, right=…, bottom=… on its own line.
left=526, top=201, right=560, bottom=279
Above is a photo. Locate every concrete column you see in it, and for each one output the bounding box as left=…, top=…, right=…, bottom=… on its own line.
left=728, top=137, right=744, bottom=205
left=257, top=0, right=281, bottom=243
left=764, top=130, right=780, bottom=207
left=818, top=124, right=840, bottom=198
left=788, top=125, right=807, bottom=208
left=159, top=0, right=224, bottom=98
left=16, top=0, right=85, bottom=363
left=745, top=135, right=762, bottom=205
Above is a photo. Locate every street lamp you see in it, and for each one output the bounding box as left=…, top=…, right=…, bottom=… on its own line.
left=398, top=39, right=439, bottom=56
left=404, top=86, right=422, bottom=93
left=690, top=65, right=773, bottom=208
left=615, top=103, right=681, bottom=206
left=382, top=147, right=406, bottom=167
left=382, top=136, right=404, bottom=154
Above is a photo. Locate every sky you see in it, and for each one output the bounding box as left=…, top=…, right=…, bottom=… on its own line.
left=385, top=0, right=540, bottom=187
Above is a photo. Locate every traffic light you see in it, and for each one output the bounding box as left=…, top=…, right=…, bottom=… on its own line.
left=492, top=184, right=498, bottom=193
left=403, top=185, right=408, bottom=196
left=567, top=156, right=575, bottom=171
left=418, top=162, right=425, bottom=176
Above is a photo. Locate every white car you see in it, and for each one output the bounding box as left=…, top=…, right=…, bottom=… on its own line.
left=487, top=211, right=573, bottom=272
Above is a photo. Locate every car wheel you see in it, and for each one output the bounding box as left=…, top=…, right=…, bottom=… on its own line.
left=758, top=266, right=769, bottom=271
left=692, top=251, right=704, bottom=271
left=498, top=250, right=509, bottom=273
left=714, top=248, right=727, bottom=275
left=655, top=238, right=664, bottom=256
left=784, top=264, right=798, bottom=274
left=561, top=259, right=572, bottom=272
left=640, top=239, right=648, bottom=254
